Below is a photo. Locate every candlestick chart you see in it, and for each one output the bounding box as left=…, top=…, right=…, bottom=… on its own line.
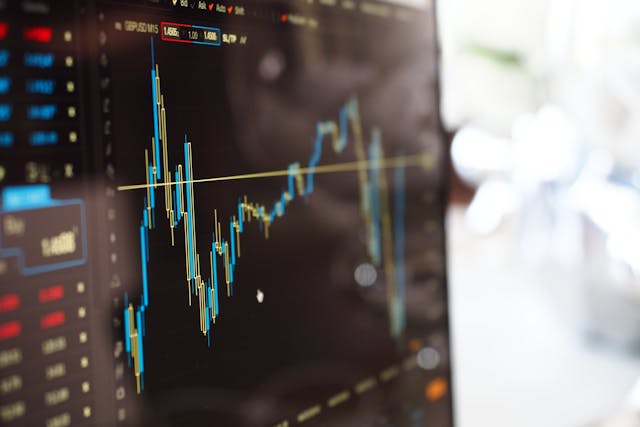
left=118, top=38, right=432, bottom=394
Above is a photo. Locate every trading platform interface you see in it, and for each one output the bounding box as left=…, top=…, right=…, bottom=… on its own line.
left=0, top=0, right=450, bottom=426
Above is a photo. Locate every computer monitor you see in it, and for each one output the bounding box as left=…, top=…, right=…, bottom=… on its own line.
left=0, top=0, right=450, bottom=425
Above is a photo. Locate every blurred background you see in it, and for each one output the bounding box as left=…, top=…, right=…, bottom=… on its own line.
left=436, top=0, right=640, bottom=426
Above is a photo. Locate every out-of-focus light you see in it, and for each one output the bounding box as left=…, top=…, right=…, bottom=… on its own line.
left=259, top=50, right=285, bottom=82
left=354, top=263, right=377, bottom=287
left=607, top=228, right=640, bottom=274
left=465, top=180, right=515, bottom=234
left=425, top=377, right=448, bottom=402
left=451, top=126, right=513, bottom=186
left=417, top=347, right=440, bottom=370
left=570, top=177, right=640, bottom=234
left=512, top=104, right=580, bottom=184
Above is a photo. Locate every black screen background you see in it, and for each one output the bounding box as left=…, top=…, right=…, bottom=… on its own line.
left=100, top=2, right=450, bottom=426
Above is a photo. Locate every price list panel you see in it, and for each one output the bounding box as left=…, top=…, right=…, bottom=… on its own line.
left=0, top=1, right=83, bottom=186
left=0, top=2, right=96, bottom=426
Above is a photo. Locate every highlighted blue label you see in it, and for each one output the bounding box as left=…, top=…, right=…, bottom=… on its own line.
left=2, top=185, right=53, bottom=211
left=0, top=77, right=11, bottom=94
left=26, top=79, right=55, bottom=95
left=0, top=104, right=12, bottom=122
left=27, top=104, right=56, bottom=120
left=192, top=25, right=221, bottom=46
left=24, top=52, right=54, bottom=68
left=0, top=132, right=13, bottom=147
left=0, top=50, right=9, bottom=67
left=30, top=131, right=58, bottom=146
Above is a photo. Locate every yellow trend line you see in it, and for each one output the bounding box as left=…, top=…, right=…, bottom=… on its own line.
left=117, top=153, right=434, bottom=192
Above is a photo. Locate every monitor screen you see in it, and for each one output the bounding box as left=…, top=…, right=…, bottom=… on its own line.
left=0, top=1, right=450, bottom=426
